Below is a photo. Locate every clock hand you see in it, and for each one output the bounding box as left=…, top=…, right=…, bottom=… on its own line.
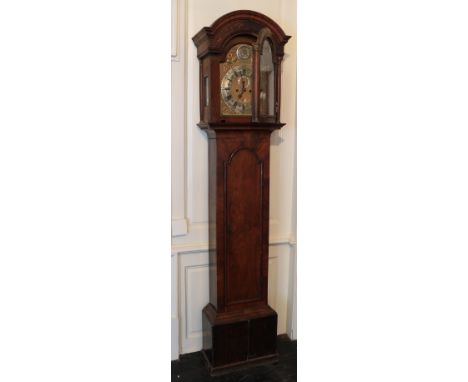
left=237, top=78, right=246, bottom=99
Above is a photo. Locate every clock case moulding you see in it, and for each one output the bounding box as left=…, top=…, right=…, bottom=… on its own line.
left=192, top=10, right=291, bottom=375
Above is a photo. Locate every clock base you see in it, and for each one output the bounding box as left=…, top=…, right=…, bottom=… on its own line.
left=201, top=303, right=278, bottom=374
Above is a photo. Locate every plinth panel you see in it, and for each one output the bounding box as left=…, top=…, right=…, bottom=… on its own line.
left=248, top=314, right=277, bottom=358
left=213, top=321, right=249, bottom=365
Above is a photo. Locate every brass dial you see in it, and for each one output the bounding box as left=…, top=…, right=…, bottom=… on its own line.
left=219, top=44, right=253, bottom=116
left=221, top=66, right=252, bottom=114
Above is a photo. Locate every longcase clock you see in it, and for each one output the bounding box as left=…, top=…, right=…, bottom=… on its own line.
left=192, top=10, right=290, bottom=374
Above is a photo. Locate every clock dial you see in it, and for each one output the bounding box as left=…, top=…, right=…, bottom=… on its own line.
left=236, top=44, right=251, bottom=60
left=220, top=44, right=253, bottom=116
left=221, top=66, right=252, bottom=114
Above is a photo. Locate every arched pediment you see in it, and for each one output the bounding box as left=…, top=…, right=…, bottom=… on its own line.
left=193, top=10, right=290, bottom=59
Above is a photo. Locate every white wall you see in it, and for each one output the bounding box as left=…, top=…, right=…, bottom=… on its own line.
left=171, top=0, right=296, bottom=359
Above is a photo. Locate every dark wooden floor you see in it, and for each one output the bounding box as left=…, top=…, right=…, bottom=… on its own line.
left=171, top=335, right=296, bottom=382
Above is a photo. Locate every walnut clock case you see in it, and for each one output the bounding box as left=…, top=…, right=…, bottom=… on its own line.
left=192, top=10, right=290, bottom=375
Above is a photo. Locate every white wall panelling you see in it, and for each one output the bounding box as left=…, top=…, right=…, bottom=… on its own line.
left=286, top=243, right=297, bottom=340
left=171, top=0, right=179, bottom=59
left=171, top=0, right=186, bottom=359
left=171, top=0, right=297, bottom=358
left=171, top=0, right=187, bottom=235
left=171, top=252, right=179, bottom=360
left=178, top=250, right=209, bottom=354
left=171, top=219, right=188, bottom=237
